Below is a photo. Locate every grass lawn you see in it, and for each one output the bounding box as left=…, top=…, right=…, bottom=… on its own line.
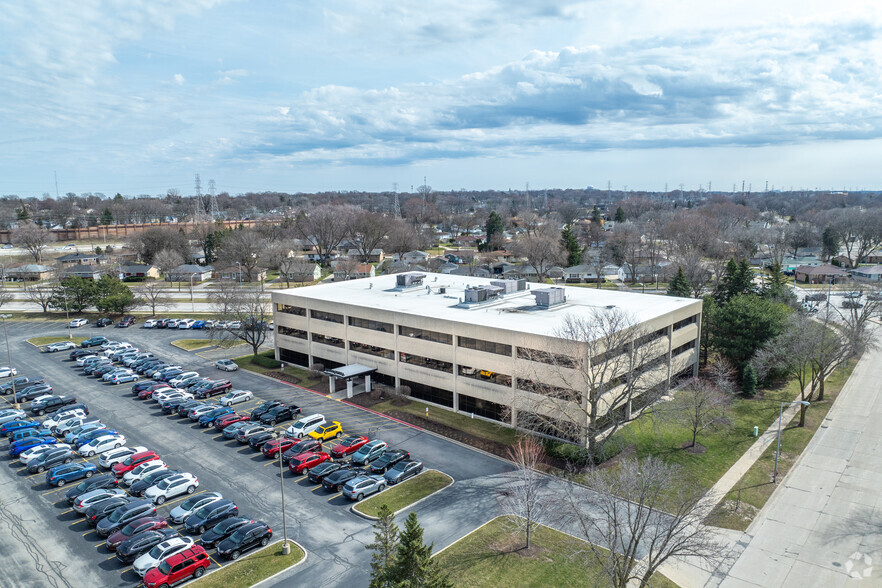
left=436, top=516, right=677, bottom=588
left=234, top=351, right=323, bottom=388
left=354, top=470, right=453, bottom=517
left=27, top=335, right=88, bottom=346
left=189, top=542, right=304, bottom=588
left=706, top=359, right=857, bottom=531
left=171, top=339, right=216, bottom=351
left=368, top=398, right=518, bottom=446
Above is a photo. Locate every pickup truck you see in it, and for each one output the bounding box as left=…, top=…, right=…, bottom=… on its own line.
left=29, top=395, right=78, bottom=416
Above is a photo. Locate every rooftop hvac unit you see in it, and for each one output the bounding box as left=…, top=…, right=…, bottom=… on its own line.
left=533, top=287, right=566, bottom=308
left=490, top=278, right=526, bottom=294
left=396, top=272, right=426, bottom=288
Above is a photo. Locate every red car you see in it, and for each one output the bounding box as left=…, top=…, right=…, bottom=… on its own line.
left=105, top=516, right=168, bottom=550
left=262, top=437, right=296, bottom=459
left=138, top=385, right=167, bottom=400
left=214, top=412, right=250, bottom=431
left=195, top=380, right=232, bottom=399
left=112, top=450, right=160, bottom=477
left=288, top=451, right=331, bottom=475
left=142, top=545, right=210, bottom=588
left=330, top=435, right=369, bottom=459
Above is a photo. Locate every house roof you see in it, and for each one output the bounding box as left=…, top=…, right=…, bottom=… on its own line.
left=335, top=263, right=374, bottom=274
left=63, top=264, right=101, bottom=275
left=120, top=263, right=155, bottom=271
left=852, top=265, right=882, bottom=275
left=9, top=264, right=53, bottom=273
left=173, top=264, right=213, bottom=273
left=796, top=264, right=848, bottom=275
left=286, top=262, right=319, bottom=272
left=56, top=252, right=101, bottom=262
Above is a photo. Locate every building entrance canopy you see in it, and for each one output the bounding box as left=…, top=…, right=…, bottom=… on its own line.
left=324, top=364, right=377, bottom=380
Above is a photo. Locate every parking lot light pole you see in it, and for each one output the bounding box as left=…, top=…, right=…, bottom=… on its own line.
left=62, top=286, right=72, bottom=339
left=774, top=400, right=810, bottom=483
left=279, top=444, right=290, bottom=554
left=0, top=313, right=17, bottom=410
left=189, top=273, right=197, bottom=312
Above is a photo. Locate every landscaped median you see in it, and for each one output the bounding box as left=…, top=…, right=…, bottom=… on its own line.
left=189, top=540, right=305, bottom=588
left=353, top=470, right=453, bottom=518
left=170, top=339, right=217, bottom=351
left=434, top=516, right=677, bottom=588
left=27, top=335, right=87, bottom=346
left=233, top=350, right=323, bottom=388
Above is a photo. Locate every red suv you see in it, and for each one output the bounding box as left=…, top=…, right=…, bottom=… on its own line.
left=289, top=451, right=331, bottom=475
left=112, top=450, right=160, bottom=477
left=215, top=412, right=250, bottom=431
left=330, top=435, right=369, bottom=459
left=195, top=380, right=232, bottom=399
left=142, top=545, right=210, bottom=588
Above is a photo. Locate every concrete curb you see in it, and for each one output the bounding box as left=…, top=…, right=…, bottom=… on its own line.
left=189, top=538, right=308, bottom=588
left=349, top=469, right=455, bottom=521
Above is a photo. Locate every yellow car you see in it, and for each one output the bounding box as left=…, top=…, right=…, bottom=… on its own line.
left=309, top=421, right=342, bottom=441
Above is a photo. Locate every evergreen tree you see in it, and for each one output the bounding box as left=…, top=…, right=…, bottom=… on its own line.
left=734, top=259, right=754, bottom=296
left=614, top=206, right=626, bottom=223
left=667, top=266, right=692, bottom=297
left=742, top=364, right=757, bottom=397
left=821, top=226, right=839, bottom=260
left=481, top=211, right=504, bottom=251
left=561, top=225, right=581, bottom=267
left=763, top=262, right=788, bottom=300
left=716, top=258, right=754, bottom=303
left=390, top=512, right=453, bottom=588
left=16, top=205, right=29, bottom=220
left=101, top=208, right=114, bottom=225
left=366, top=504, right=399, bottom=588
left=591, top=204, right=601, bottom=223
left=711, top=294, right=790, bottom=369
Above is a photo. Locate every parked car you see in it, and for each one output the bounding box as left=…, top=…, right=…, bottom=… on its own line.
left=46, top=461, right=98, bottom=486
left=214, top=412, right=250, bottom=430
left=286, top=413, right=326, bottom=438
left=96, top=318, right=114, bottom=327
left=322, top=467, right=365, bottom=492
left=330, top=435, right=370, bottom=459
left=216, top=521, right=272, bottom=560
left=25, top=448, right=73, bottom=472
left=248, top=429, right=280, bottom=449
left=99, top=445, right=148, bottom=469
left=307, top=461, right=345, bottom=484
left=115, top=528, right=178, bottom=564
left=69, top=318, right=89, bottom=328
left=168, top=371, right=199, bottom=387
left=85, top=496, right=135, bottom=526
left=309, top=421, right=343, bottom=441
left=14, top=384, right=54, bottom=402
left=214, top=359, right=239, bottom=372
left=235, top=423, right=271, bottom=444
left=142, top=545, right=210, bottom=587
left=105, top=516, right=169, bottom=550
left=72, top=488, right=128, bottom=514
left=45, top=341, right=77, bottom=352
left=288, top=451, right=331, bottom=475
left=112, top=450, right=161, bottom=477
left=281, top=438, right=322, bottom=464
left=130, top=469, right=181, bottom=497
left=117, top=316, right=136, bottom=328
left=80, top=336, right=108, bottom=348
left=188, top=403, right=221, bottom=421
left=20, top=442, right=71, bottom=465
left=0, top=366, right=17, bottom=378
left=1, top=376, right=42, bottom=394
left=167, top=492, right=223, bottom=524
left=176, top=400, right=203, bottom=418
left=78, top=434, right=126, bottom=457
left=74, top=428, right=120, bottom=448
left=369, top=449, right=411, bottom=474
left=122, top=461, right=168, bottom=486
left=96, top=499, right=157, bottom=537
left=259, top=404, right=300, bottom=426
left=144, top=472, right=199, bottom=505
left=342, top=474, right=387, bottom=501
left=249, top=400, right=282, bottom=421
left=28, top=395, right=77, bottom=416
left=261, top=437, right=297, bottom=459
left=223, top=421, right=252, bottom=439
left=184, top=499, right=238, bottom=534
left=133, top=536, right=195, bottom=577
left=65, top=473, right=120, bottom=505
left=197, top=406, right=235, bottom=427
left=384, top=460, right=424, bottom=485
left=43, top=408, right=86, bottom=431
left=142, top=319, right=158, bottom=329
left=200, top=516, right=252, bottom=549
left=350, top=440, right=388, bottom=466
left=109, top=372, right=140, bottom=384
left=194, top=380, right=233, bottom=398
left=1, top=419, right=42, bottom=436
left=219, top=389, right=253, bottom=406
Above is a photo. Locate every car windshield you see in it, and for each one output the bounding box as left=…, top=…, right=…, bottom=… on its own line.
left=390, top=462, right=407, bottom=471
left=108, top=507, right=125, bottom=522
left=291, top=421, right=305, bottom=430
left=228, top=529, right=248, bottom=543
left=157, top=560, right=172, bottom=575
left=181, top=496, right=203, bottom=510
left=121, top=521, right=139, bottom=535
left=147, top=544, right=165, bottom=559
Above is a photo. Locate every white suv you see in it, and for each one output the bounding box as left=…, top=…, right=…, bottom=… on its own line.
left=286, top=414, right=326, bottom=438
left=144, top=473, right=199, bottom=505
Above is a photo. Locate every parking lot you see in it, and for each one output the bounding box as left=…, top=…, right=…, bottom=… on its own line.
left=0, top=319, right=513, bottom=587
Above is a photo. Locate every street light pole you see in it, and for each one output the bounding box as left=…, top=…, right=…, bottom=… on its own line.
left=189, top=273, right=197, bottom=312
left=62, top=286, right=72, bottom=339
left=1, top=314, right=17, bottom=410
left=235, top=262, right=242, bottom=287
left=774, top=400, right=810, bottom=483
left=279, top=442, right=290, bottom=554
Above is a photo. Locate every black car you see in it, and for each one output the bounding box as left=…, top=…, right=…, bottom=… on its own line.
left=259, top=405, right=300, bottom=426
left=322, top=467, right=363, bottom=492
left=307, top=461, right=344, bottom=484
left=248, top=430, right=279, bottom=449
left=29, top=395, right=77, bottom=416
left=69, top=349, right=94, bottom=360
left=96, top=500, right=156, bottom=537
left=281, top=438, right=322, bottom=465
left=96, top=318, right=113, bottom=327
left=161, top=398, right=191, bottom=413
left=155, top=319, right=170, bottom=328
left=249, top=401, right=282, bottom=421
left=177, top=400, right=203, bottom=418
left=384, top=460, right=424, bottom=485
left=195, top=380, right=232, bottom=399
left=184, top=499, right=238, bottom=534
left=117, top=316, right=136, bottom=328
left=80, top=336, right=108, bottom=348
left=14, top=384, right=53, bottom=402
left=116, top=528, right=178, bottom=563
left=129, top=469, right=181, bottom=497
left=66, top=474, right=119, bottom=504
left=136, top=361, right=163, bottom=375
left=368, top=449, right=411, bottom=474
left=216, top=521, right=272, bottom=560
left=200, top=516, right=252, bottom=549
left=1, top=376, right=42, bottom=394
left=27, top=448, right=75, bottom=474
left=85, top=496, right=134, bottom=526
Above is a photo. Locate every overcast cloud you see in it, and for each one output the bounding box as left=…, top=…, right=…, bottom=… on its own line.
left=2, top=0, right=881, bottom=195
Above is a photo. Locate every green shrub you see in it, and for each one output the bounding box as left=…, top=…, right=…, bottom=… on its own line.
left=251, top=353, right=281, bottom=369
left=543, top=440, right=593, bottom=466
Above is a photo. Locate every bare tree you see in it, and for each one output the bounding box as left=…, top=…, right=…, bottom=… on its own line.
left=384, top=219, right=420, bottom=259
left=558, top=457, right=727, bottom=588
left=0, top=290, right=13, bottom=309
left=607, top=224, right=642, bottom=283
left=347, top=211, right=389, bottom=262
left=153, top=249, right=184, bottom=280
left=24, top=284, right=54, bottom=312
left=211, top=287, right=270, bottom=357
left=829, top=207, right=882, bottom=267
left=654, top=378, right=731, bottom=449
left=137, top=282, right=169, bottom=316
left=834, top=284, right=882, bottom=357
left=499, top=437, right=546, bottom=550
left=295, top=204, right=355, bottom=267
left=216, top=229, right=264, bottom=281
left=515, top=308, right=665, bottom=461
left=209, top=280, right=240, bottom=316
left=511, top=224, right=566, bottom=282
left=333, top=256, right=362, bottom=280
left=12, top=222, right=55, bottom=264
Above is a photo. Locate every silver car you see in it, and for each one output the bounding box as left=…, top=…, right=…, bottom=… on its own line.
left=167, top=492, right=222, bottom=524
left=72, top=488, right=127, bottom=513
left=342, top=475, right=387, bottom=501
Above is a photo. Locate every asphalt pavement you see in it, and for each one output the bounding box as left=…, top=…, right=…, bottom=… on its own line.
left=0, top=319, right=514, bottom=587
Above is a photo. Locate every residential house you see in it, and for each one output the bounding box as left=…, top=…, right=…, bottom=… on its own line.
left=851, top=265, right=882, bottom=282
left=7, top=264, right=55, bottom=281
left=120, top=263, right=160, bottom=280
left=437, top=262, right=459, bottom=274
left=283, top=262, right=321, bottom=283
left=62, top=264, right=102, bottom=280
left=399, top=250, right=430, bottom=265
left=450, top=266, right=492, bottom=278
left=564, top=264, right=603, bottom=283
left=216, top=266, right=268, bottom=282
left=333, top=263, right=375, bottom=281
left=795, top=264, right=849, bottom=284
left=55, top=252, right=105, bottom=266
left=167, top=264, right=214, bottom=282
left=346, top=249, right=385, bottom=263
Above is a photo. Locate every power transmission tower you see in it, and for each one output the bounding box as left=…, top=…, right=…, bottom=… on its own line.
left=208, top=179, right=220, bottom=218
left=193, top=173, right=204, bottom=218
left=392, top=183, right=400, bottom=217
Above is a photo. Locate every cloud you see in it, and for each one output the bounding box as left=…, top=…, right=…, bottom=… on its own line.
left=173, top=73, right=186, bottom=85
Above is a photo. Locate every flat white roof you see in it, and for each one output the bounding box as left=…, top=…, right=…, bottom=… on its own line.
left=273, top=273, right=699, bottom=338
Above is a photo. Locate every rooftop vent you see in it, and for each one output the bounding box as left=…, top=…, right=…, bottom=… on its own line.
left=463, top=284, right=504, bottom=304
left=396, top=272, right=426, bottom=288
left=490, top=278, right=527, bottom=294
left=533, top=287, right=566, bottom=308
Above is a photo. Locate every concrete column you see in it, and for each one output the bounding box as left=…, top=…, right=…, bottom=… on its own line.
left=346, top=379, right=354, bottom=399
left=329, top=376, right=336, bottom=395
left=365, top=375, right=372, bottom=393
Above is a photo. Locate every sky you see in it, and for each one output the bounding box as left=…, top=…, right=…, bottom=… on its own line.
left=2, top=0, right=882, bottom=197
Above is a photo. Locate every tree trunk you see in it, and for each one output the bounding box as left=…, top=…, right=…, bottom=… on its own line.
left=817, top=376, right=825, bottom=401
left=525, top=522, right=531, bottom=550
left=691, top=428, right=698, bottom=447
left=798, top=405, right=807, bottom=427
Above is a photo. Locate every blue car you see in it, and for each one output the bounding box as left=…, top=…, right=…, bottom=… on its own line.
left=191, top=320, right=205, bottom=329
left=46, top=462, right=98, bottom=487
left=9, top=435, right=57, bottom=457
left=74, top=429, right=118, bottom=448
left=10, top=427, right=53, bottom=443
left=64, top=423, right=106, bottom=444
left=1, top=420, right=42, bottom=437
left=198, top=407, right=235, bottom=427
